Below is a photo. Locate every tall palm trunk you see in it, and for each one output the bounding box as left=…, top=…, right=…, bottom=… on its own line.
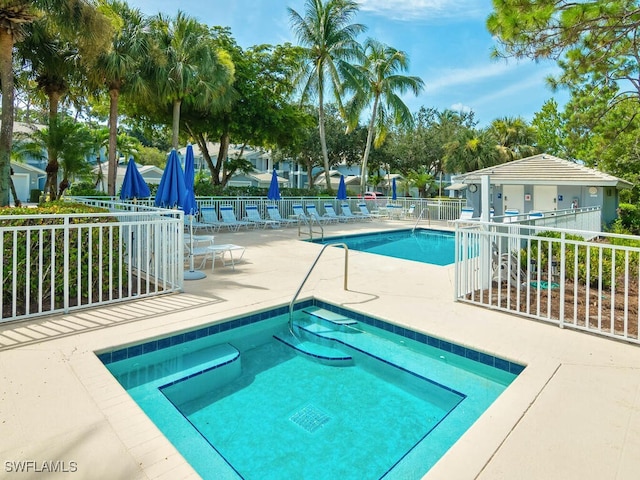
left=44, top=90, right=62, bottom=201
left=172, top=99, right=182, bottom=150
left=0, top=30, right=15, bottom=207
left=317, top=82, right=333, bottom=193
left=107, top=87, right=119, bottom=196
left=359, top=95, right=379, bottom=193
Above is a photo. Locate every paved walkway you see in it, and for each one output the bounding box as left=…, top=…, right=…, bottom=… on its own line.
left=1, top=219, right=639, bottom=479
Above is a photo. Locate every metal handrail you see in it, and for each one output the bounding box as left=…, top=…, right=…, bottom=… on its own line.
left=288, top=242, right=349, bottom=332
left=412, top=207, right=430, bottom=232
left=297, top=214, right=324, bottom=240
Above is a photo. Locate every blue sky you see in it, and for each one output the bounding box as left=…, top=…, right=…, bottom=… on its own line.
left=128, top=0, right=568, bottom=127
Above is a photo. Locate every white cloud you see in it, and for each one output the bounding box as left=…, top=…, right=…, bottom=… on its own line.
left=357, top=0, right=486, bottom=21
left=449, top=103, right=472, bottom=113
left=425, top=62, right=515, bottom=93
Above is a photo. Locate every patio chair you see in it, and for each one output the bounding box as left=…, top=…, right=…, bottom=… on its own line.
left=200, top=206, right=225, bottom=231
left=341, top=203, right=368, bottom=221
left=358, top=203, right=385, bottom=219
left=306, top=204, right=338, bottom=224
left=219, top=205, right=253, bottom=231
left=184, top=234, right=215, bottom=270
left=323, top=203, right=350, bottom=222
left=401, top=204, right=416, bottom=220
left=183, top=212, right=217, bottom=233
left=292, top=204, right=311, bottom=224
left=386, top=203, right=403, bottom=219
left=245, top=205, right=279, bottom=229
left=266, top=205, right=298, bottom=227
left=504, top=209, right=520, bottom=223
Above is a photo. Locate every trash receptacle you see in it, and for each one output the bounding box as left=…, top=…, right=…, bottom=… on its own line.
left=29, top=189, right=41, bottom=203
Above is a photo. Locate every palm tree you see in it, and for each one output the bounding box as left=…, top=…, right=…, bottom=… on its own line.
left=342, top=38, right=424, bottom=193
left=490, top=116, right=538, bottom=162
left=148, top=11, right=234, bottom=150
left=0, top=1, right=110, bottom=206
left=94, top=0, right=149, bottom=196
left=288, top=0, right=365, bottom=193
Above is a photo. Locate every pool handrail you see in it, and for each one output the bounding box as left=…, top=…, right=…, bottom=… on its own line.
left=412, top=207, right=431, bottom=232
left=288, top=242, right=349, bottom=334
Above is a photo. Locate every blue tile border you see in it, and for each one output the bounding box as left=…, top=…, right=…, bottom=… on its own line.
left=97, top=298, right=525, bottom=376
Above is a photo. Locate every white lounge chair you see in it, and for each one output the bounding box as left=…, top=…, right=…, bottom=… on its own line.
left=183, top=212, right=217, bottom=233
left=306, top=204, right=337, bottom=224
left=504, top=208, right=520, bottom=223
left=358, top=203, right=385, bottom=219
left=292, top=204, right=311, bottom=223
left=323, top=203, right=350, bottom=222
left=341, top=203, right=368, bottom=221
left=184, top=234, right=215, bottom=270
left=266, top=205, right=298, bottom=227
left=460, top=207, right=475, bottom=220
left=219, top=205, right=252, bottom=231
left=200, top=206, right=224, bottom=231
left=528, top=210, right=543, bottom=220
left=245, top=205, right=279, bottom=229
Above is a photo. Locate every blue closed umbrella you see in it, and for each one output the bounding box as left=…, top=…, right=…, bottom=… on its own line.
left=267, top=168, right=281, bottom=201
left=183, top=144, right=198, bottom=216
left=392, top=177, right=397, bottom=200
left=120, top=158, right=150, bottom=200
left=155, top=149, right=188, bottom=208
left=336, top=175, right=347, bottom=200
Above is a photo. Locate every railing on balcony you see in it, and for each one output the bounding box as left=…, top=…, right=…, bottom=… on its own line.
left=0, top=199, right=182, bottom=324
left=454, top=210, right=640, bottom=345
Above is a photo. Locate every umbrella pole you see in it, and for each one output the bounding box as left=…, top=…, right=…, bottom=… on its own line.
left=184, top=214, right=206, bottom=280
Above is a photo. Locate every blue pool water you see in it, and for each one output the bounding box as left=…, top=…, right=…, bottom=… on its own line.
left=99, top=300, right=523, bottom=480
left=311, top=229, right=455, bottom=265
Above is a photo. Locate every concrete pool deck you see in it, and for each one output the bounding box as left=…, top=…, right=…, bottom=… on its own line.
left=1, top=220, right=639, bottom=479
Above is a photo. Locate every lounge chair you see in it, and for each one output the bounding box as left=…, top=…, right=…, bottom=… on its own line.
left=504, top=208, right=520, bottom=223
left=323, top=203, right=350, bottom=222
left=306, top=204, right=338, bottom=224
left=341, top=203, right=368, bottom=221
left=292, top=204, right=311, bottom=224
left=184, top=234, right=215, bottom=270
left=401, top=204, right=416, bottom=219
left=200, top=206, right=224, bottom=231
left=266, top=205, right=298, bottom=227
left=245, top=205, right=279, bottom=229
left=528, top=210, right=543, bottom=220
left=386, top=203, right=403, bottom=219
left=459, top=207, right=475, bottom=220
left=183, top=212, right=217, bottom=233
left=219, top=205, right=253, bottom=231
left=358, top=203, right=385, bottom=219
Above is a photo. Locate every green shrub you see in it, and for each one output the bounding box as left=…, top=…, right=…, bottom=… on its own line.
left=1, top=202, right=124, bottom=314
left=523, top=230, right=640, bottom=289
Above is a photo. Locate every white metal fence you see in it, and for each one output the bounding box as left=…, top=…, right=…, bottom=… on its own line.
left=82, top=195, right=466, bottom=223
left=454, top=207, right=640, bottom=345
left=1, top=199, right=183, bottom=323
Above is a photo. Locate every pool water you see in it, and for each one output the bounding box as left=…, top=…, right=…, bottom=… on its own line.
left=99, top=300, right=523, bottom=480
left=311, top=229, right=455, bottom=266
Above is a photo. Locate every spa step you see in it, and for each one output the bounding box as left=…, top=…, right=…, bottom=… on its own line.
left=273, top=331, right=353, bottom=366
left=303, top=307, right=358, bottom=326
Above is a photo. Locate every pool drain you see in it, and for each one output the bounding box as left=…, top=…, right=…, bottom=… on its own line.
left=289, top=404, right=331, bottom=433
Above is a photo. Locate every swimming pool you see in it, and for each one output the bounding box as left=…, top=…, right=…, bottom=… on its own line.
left=99, top=300, right=523, bottom=479
left=311, top=229, right=455, bottom=266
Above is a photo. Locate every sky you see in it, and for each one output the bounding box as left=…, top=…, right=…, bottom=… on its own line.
left=128, top=0, right=569, bottom=127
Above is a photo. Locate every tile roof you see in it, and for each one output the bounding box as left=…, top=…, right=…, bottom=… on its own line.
left=457, top=154, right=633, bottom=188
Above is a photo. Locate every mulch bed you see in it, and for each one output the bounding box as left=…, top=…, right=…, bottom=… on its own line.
left=470, top=279, right=639, bottom=340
